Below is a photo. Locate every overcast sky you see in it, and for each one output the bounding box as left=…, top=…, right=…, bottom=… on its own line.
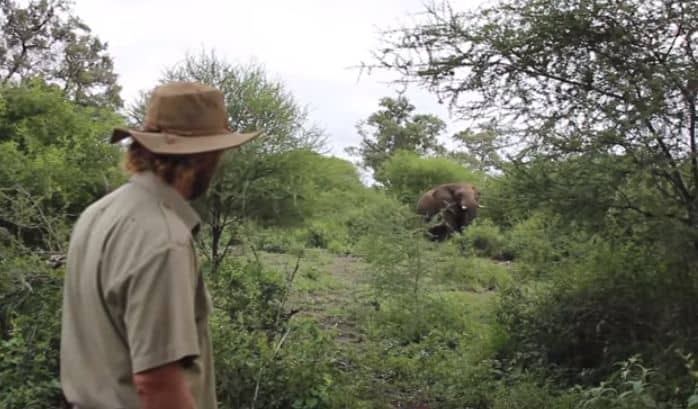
left=73, top=0, right=489, bottom=160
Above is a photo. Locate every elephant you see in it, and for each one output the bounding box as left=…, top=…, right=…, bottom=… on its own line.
left=416, top=182, right=483, bottom=241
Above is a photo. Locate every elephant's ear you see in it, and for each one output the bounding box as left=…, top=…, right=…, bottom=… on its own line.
left=432, top=185, right=455, bottom=204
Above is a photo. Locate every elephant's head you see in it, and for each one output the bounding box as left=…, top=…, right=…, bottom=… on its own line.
left=433, top=182, right=482, bottom=226
left=452, top=183, right=481, bottom=224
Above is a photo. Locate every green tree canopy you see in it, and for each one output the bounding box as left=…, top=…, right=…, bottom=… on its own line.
left=450, top=128, right=504, bottom=173
left=345, top=94, right=447, bottom=176
left=0, top=79, right=124, bottom=250
left=377, top=150, right=484, bottom=205
left=129, top=50, right=327, bottom=272
left=0, top=0, right=122, bottom=108
left=372, top=0, right=698, bottom=247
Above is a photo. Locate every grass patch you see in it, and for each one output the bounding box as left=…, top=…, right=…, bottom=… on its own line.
left=431, top=251, right=515, bottom=292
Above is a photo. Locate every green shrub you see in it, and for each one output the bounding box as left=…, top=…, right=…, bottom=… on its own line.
left=0, top=252, right=65, bottom=409
left=503, top=211, right=578, bottom=279
left=297, top=187, right=411, bottom=256
left=250, top=226, right=304, bottom=254
left=421, top=234, right=514, bottom=292
left=363, top=293, right=475, bottom=345
left=354, top=218, right=425, bottom=302
left=573, top=354, right=698, bottom=409
left=211, top=312, right=338, bottom=409
left=507, top=212, right=559, bottom=264
left=249, top=172, right=413, bottom=256
left=491, top=378, right=579, bottom=409
left=495, top=237, right=698, bottom=389
left=296, top=220, right=351, bottom=254
left=376, top=150, right=485, bottom=205
left=207, top=258, right=341, bottom=409
left=436, top=254, right=514, bottom=292
left=453, top=218, right=513, bottom=260
left=0, top=81, right=124, bottom=249
left=345, top=298, right=505, bottom=409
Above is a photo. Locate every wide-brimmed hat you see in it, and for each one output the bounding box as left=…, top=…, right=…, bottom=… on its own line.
left=111, top=81, right=262, bottom=155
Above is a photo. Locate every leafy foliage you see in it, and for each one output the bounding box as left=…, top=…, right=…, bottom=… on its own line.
left=6, top=0, right=698, bottom=406
left=377, top=149, right=485, bottom=205
left=207, top=257, right=339, bottom=409
left=372, top=0, right=698, bottom=244
left=345, top=93, right=447, bottom=176
left=496, top=235, right=698, bottom=390
left=450, top=129, right=504, bottom=174
left=0, top=80, right=124, bottom=250
left=0, top=0, right=122, bottom=108
left=0, top=250, right=66, bottom=409
left=127, top=50, right=327, bottom=273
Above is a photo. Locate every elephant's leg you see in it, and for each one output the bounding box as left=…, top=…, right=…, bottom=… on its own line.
left=428, top=224, right=451, bottom=242
left=442, top=207, right=462, bottom=233
left=454, top=211, right=467, bottom=233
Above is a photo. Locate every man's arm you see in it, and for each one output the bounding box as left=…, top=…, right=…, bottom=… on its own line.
left=121, top=241, right=201, bottom=409
left=133, top=361, right=196, bottom=409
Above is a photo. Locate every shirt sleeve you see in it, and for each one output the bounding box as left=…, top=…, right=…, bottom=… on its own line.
left=123, top=241, right=200, bottom=374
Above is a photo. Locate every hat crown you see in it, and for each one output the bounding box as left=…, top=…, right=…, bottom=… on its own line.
left=144, top=81, right=228, bottom=135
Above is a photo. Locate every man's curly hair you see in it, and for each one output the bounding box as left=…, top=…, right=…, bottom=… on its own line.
left=123, top=141, right=201, bottom=185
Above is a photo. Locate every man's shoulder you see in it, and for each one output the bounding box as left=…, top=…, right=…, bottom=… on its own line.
left=115, top=182, right=193, bottom=245
left=75, top=182, right=188, bottom=244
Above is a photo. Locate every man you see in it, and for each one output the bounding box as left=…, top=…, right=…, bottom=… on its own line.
left=60, top=81, right=262, bottom=409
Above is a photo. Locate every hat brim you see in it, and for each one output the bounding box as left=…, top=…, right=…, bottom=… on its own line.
left=111, top=128, right=263, bottom=155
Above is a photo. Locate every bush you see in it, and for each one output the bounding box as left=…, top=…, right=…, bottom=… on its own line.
left=0, top=252, right=65, bottom=409
left=491, top=378, right=579, bottom=409
left=506, top=212, right=560, bottom=265
left=292, top=187, right=410, bottom=255
left=206, top=257, right=342, bottom=409
left=435, top=253, right=514, bottom=292
left=363, top=293, right=473, bottom=345
left=345, top=290, right=511, bottom=409
left=0, top=81, right=124, bottom=249
left=296, top=220, right=351, bottom=254
left=248, top=226, right=301, bottom=254
left=495, top=236, right=698, bottom=390
left=211, top=312, right=338, bottom=409
left=572, top=354, right=698, bottom=409
left=376, top=150, right=485, bottom=205
left=453, top=218, right=513, bottom=261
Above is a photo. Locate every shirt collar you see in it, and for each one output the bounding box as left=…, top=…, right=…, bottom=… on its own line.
left=129, top=171, right=202, bottom=234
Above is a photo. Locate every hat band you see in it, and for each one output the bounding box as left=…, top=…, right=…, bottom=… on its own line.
left=143, top=124, right=228, bottom=136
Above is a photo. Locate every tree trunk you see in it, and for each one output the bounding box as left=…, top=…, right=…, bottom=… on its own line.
left=211, top=223, right=222, bottom=276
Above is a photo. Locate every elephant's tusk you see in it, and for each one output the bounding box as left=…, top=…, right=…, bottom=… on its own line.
left=478, top=204, right=486, bottom=208
left=461, top=205, right=468, bottom=210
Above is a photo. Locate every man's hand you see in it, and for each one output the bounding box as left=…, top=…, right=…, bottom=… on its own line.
left=133, top=361, right=196, bottom=409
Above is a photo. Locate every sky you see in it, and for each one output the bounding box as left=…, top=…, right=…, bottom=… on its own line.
left=73, top=0, right=490, bottom=162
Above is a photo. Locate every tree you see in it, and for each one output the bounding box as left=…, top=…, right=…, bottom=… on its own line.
left=0, top=0, right=122, bottom=108
left=450, top=128, right=503, bottom=173
left=130, top=50, right=326, bottom=273
left=0, top=79, right=124, bottom=251
left=345, top=93, right=447, bottom=176
left=377, top=149, right=484, bottom=205
left=371, top=0, right=698, bottom=247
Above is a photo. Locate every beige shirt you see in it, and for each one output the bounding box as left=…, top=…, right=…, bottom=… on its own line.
left=60, top=171, right=217, bottom=409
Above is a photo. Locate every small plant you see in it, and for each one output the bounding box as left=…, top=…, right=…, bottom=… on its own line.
left=454, top=218, right=514, bottom=261
left=0, top=249, right=66, bottom=409
left=575, top=355, right=660, bottom=409
left=208, top=255, right=339, bottom=409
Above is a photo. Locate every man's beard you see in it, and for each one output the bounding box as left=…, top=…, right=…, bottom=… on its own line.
left=189, top=167, right=216, bottom=200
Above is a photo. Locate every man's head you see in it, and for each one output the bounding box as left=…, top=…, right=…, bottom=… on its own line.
left=123, top=141, right=222, bottom=200
left=112, top=81, right=262, bottom=199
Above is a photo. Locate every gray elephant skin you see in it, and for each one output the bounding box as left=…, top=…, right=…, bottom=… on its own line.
left=416, top=182, right=482, bottom=241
